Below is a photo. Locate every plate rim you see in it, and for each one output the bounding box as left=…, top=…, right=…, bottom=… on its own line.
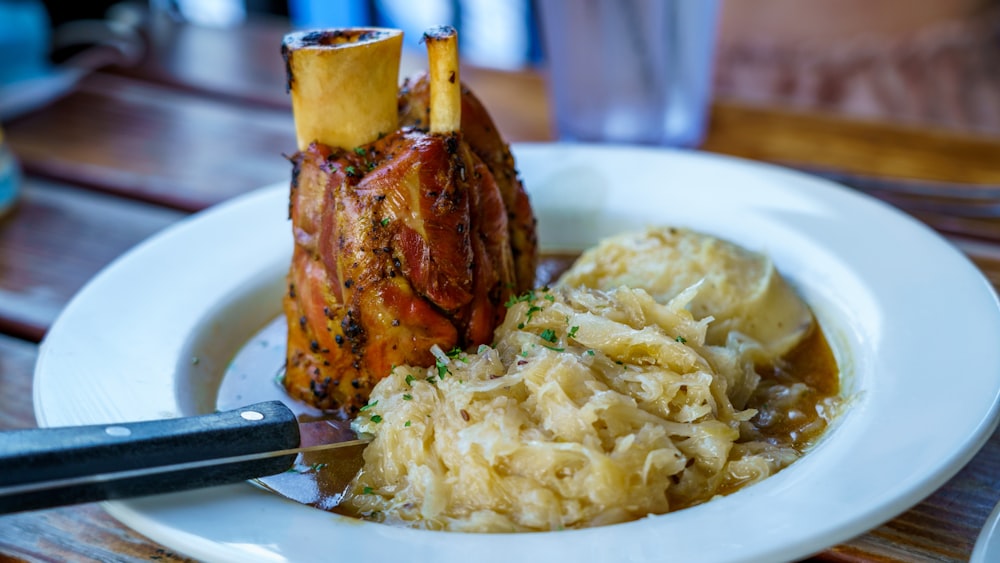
left=33, top=142, right=1000, bottom=563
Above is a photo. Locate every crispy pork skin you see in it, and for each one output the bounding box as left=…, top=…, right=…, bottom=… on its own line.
left=399, top=74, right=538, bottom=287
left=283, top=92, right=535, bottom=415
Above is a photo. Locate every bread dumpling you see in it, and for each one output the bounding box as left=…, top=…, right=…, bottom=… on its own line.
left=557, top=227, right=813, bottom=362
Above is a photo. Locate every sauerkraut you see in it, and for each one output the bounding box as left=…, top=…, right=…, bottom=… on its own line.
left=340, top=227, right=839, bottom=532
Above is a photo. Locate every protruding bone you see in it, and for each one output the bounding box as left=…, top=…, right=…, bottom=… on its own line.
left=282, top=28, right=403, bottom=150
left=423, top=26, right=461, bottom=134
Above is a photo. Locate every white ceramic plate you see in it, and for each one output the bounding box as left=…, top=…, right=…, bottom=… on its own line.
left=973, top=500, right=1000, bottom=562
left=34, top=144, right=1000, bottom=563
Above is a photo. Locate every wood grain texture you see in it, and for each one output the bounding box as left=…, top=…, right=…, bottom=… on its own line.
left=702, top=101, right=1000, bottom=185
left=0, top=335, right=36, bottom=430
left=951, top=237, right=1000, bottom=287
left=0, top=178, right=182, bottom=340
left=4, top=74, right=294, bottom=212
left=0, top=498, right=193, bottom=563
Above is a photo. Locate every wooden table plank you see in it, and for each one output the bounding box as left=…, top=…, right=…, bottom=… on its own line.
left=0, top=335, right=37, bottom=431
left=951, top=237, right=1000, bottom=288
left=0, top=504, right=193, bottom=563
left=702, top=101, right=1000, bottom=185
left=0, top=178, right=183, bottom=341
left=4, top=74, right=295, bottom=212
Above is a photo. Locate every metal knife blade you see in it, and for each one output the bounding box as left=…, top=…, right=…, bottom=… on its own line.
left=0, top=401, right=370, bottom=514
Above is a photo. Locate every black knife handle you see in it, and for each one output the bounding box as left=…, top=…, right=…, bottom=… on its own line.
left=0, top=401, right=300, bottom=513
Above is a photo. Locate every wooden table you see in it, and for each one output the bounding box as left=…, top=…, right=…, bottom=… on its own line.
left=3, top=16, right=1000, bottom=563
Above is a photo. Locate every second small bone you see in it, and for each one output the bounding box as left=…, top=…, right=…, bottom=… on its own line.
left=424, top=26, right=461, bottom=135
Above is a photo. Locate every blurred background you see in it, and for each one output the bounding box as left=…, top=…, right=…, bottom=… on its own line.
left=2, top=0, right=998, bottom=134
left=2, top=3, right=1000, bottom=560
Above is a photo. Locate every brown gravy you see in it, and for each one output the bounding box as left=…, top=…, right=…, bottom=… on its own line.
left=748, top=323, right=839, bottom=449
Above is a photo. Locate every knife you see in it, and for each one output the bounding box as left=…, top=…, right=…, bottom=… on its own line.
left=0, top=401, right=369, bottom=514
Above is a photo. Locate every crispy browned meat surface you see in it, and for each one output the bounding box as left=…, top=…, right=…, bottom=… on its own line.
left=283, top=81, right=537, bottom=416
left=398, top=73, right=538, bottom=286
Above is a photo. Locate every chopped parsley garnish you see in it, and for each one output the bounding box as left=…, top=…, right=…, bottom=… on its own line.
left=311, top=463, right=327, bottom=471
left=505, top=290, right=536, bottom=308
left=539, top=329, right=558, bottom=343
left=345, top=165, right=357, bottom=175
left=403, top=394, right=413, bottom=400
left=675, top=335, right=687, bottom=343
left=359, top=400, right=378, bottom=411
left=370, top=414, right=383, bottom=423
left=404, top=420, right=411, bottom=427
left=353, top=147, right=366, bottom=156
left=380, top=217, right=390, bottom=227
left=568, top=326, right=579, bottom=338
left=543, top=345, right=565, bottom=352
left=362, top=486, right=374, bottom=494
left=436, top=359, right=450, bottom=379
left=405, top=374, right=416, bottom=386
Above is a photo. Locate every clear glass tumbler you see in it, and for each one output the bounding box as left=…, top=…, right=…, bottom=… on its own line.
left=538, top=0, right=720, bottom=147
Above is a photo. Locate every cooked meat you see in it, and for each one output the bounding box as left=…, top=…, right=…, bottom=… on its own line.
left=283, top=85, right=537, bottom=417
left=399, top=73, right=538, bottom=287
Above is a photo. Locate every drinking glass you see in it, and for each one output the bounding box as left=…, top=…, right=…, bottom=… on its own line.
left=538, top=0, right=720, bottom=147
